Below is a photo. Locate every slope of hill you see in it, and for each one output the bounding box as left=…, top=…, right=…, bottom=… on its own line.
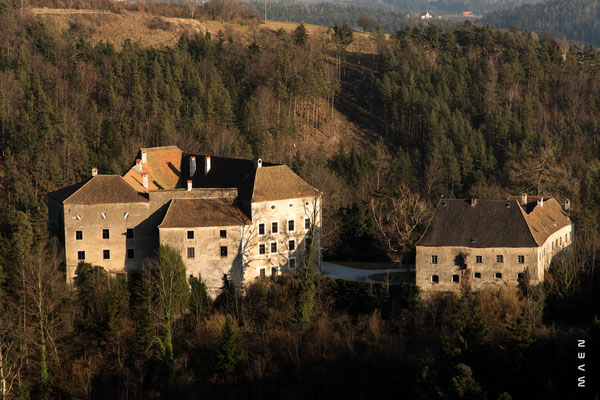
left=482, top=0, right=600, bottom=46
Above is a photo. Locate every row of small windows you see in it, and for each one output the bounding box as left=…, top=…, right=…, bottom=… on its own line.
left=77, top=249, right=135, bottom=260
left=187, top=230, right=227, bottom=239
left=258, top=257, right=297, bottom=278
left=431, top=272, right=523, bottom=283
left=75, top=212, right=130, bottom=220
left=75, top=228, right=134, bottom=240
left=258, top=240, right=296, bottom=255
left=257, top=218, right=311, bottom=236
left=431, top=255, right=525, bottom=264
left=187, top=246, right=228, bottom=258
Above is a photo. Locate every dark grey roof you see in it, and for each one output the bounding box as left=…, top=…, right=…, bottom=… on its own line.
left=417, top=199, right=539, bottom=248
left=158, top=198, right=250, bottom=228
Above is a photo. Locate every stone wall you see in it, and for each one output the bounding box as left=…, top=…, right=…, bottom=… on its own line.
left=159, top=225, right=244, bottom=297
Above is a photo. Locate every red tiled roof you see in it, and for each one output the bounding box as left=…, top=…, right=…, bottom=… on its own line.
left=123, top=146, right=183, bottom=191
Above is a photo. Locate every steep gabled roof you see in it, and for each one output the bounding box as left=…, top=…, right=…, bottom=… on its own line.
left=49, top=175, right=147, bottom=205
left=251, top=165, right=318, bottom=202
left=158, top=198, right=250, bottom=228
left=418, top=199, right=538, bottom=248
left=522, top=198, right=571, bottom=246
left=123, top=146, right=183, bottom=192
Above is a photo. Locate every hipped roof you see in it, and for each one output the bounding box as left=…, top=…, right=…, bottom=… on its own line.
left=159, top=198, right=250, bottom=228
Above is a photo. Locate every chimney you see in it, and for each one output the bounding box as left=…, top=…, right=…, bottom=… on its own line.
left=187, top=179, right=192, bottom=191
left=204, top=156, right=211, bottom=174
left=91, top=167, right=98, bottom=177
left=537, top=196, right=544, bottom=207
left=136, top=158, right=142, bottom=173
left=141, top=150, right=147, bottom=165
left=521, top=193, right=527, bottom=205
left=470, top=198, right=477, bottom=207
left=254, top=158, right=263, bottom=169
left=189, top=156, right=197, bottom=177
left=564, top=199, right=571, bottom=215
left=142, top=172, right=148, bottom=189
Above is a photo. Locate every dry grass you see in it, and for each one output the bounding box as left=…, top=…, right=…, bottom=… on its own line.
left=30, top=7, right=379, bottom=53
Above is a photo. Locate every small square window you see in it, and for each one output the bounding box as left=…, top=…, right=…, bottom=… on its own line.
left=102, top=229, right=110, bottom=239
left=103, top=249, right=110, bottom=260
left=453, top=274, right=459, bottom=283
left=517, top=255, right=525, bottom=264
left=187, top=230, right=194, bottom=239
left=127, top=248, right=135, bottom=259
left=496, top=255, right=504, bottom=263
left=187, top=247, right=195, bottom=258
left=220, top=230, right=227, bottom=238
left=77, top=251, right=85, bottom=260
left=476, top=255, right=482, bottom=263
left=495, top=272, right=503, bottom=279
left=258, top=223, right=265, bottom=236
left=259, top=243, right=266, bottom=255
left=220, top=246, right=228, bottom=257
left=289, top=258, right=296, bottom=269
left=288, top=220, right=295, bottom=232
left=289, top=239, right=296, bottom=251
left=270, top=241, right=278, bottom=253
left=76, top=231, right=83, bottom=240
left=304, top=218, right=311, bottom=230
left=126, top=228, right=134, bottom=239
left=474, top=272, right=481, bottom=279
left=260, top=268, right=266, bottom=278
left=431, top=255, right=438, bottom=264
left=271, top=222, right=279, bottom=234
left=432, top=275, right=439, bottom=284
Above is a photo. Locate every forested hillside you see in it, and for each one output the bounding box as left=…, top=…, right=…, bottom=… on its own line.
left=250, top=2, right=412, bottom=34
left=1, top=0, right=600, bottom=398
left=482, top=0, right=600, bottom=46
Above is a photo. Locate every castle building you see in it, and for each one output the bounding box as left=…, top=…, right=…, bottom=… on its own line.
left=48, top=146, right=321, bottom=295
left=416, top=194, right=572, bottom=292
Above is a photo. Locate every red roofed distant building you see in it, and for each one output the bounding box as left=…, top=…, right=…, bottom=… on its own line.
left=462, top=11, right=474, bottom=17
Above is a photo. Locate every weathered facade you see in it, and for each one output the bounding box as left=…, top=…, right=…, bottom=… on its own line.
left=48, top=146, right=321, bottom=295
left=416, top=195, right=572, bottom=293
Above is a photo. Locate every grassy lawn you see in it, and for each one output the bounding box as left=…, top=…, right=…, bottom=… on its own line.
left=368, top=271, right=414, bottom=284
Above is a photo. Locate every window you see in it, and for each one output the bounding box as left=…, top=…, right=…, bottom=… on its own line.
left=453, top=274, right=459, bottom=283
left=288, top=219, right=295, bottom=232
left=304, top=218, right=311, bottom=230
left=187, top=247, right=195, bottom=258
left=271, top=221, right=279, bottom=234
left=518, top=255, right=525, bottom=264
left=271, top=267, right=278, bottom=276
left=270, top=241, right=278, bottom=253
left=260, top=268, right=266, bottom=278
left=258, top=223, right=265, bottom=236
left=431, top=255, right=438, bottom=264
left=101, top=212, right=107, bottom=220
left=432, top=275, right=439, bottom=284
left=220, top=246, right=228, bottom=257
left=220, top=230, right=227, bottom=238
left=127, top=248, right=135, bottom=259
left=289, top=239, right=296, bottom=251
left=126, top=228, right=134, bottom=239
left=102, top=229, right=110, bottom=239
left=474, top=272, right=481, bottom=279
left=495, top=272, right=503, bottom=279
left=560, top=237, right=562, bottom=245
left=518, top=273, right=525, bottom=282
left=77, top=251, right=85, bottom=260
left=76, top=231, right=83, bottom=240
left=496, top=255, right=504, bottom=263
left=289, top=258, right=296, bottom=269
left=476, top=255, right=482, bottom=263
left=103, top=250, right=110, bottom=260
left=259, top=243, right=266, bottom=255
left=187, top=230, right=194, bottom=239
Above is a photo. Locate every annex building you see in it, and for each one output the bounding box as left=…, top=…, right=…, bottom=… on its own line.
left=48, top=146, right=321, bottom=295
left=416, top=194, right=572, bottom=292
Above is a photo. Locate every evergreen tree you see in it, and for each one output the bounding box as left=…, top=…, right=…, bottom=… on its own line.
left=216, top=316, right=242, bottom=377
left=293, top=23, right=308, bottom=46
